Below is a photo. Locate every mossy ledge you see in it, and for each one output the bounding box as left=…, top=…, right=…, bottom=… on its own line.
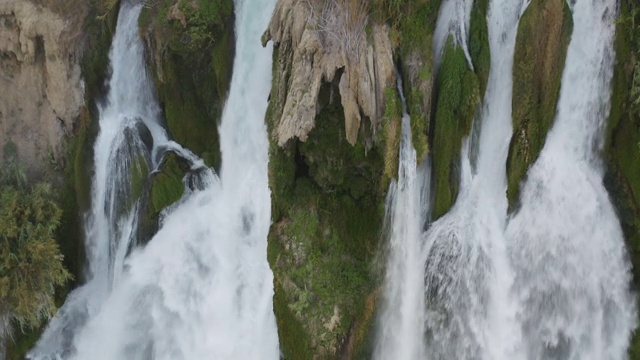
left=604, top=0, right=640, bottom=356
left=139, top=0, right=236, bottom=171
left=506, top=0, right=573, bottom=210
left=430, top=37, right=482, bottom=219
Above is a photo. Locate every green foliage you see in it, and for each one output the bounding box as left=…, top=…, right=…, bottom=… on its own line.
left=507, top=0, right=572, bottom=209
left=431, top=37, right=480, bottom=219
left=140, top=0, right=235, bottom=171
left=180, top=0, right=233, bottom=51
left=0, top=161, right=71, bottom=333
left=373, top=0, right=441, bottom=48
left=267, top=94, right=385, bottom=357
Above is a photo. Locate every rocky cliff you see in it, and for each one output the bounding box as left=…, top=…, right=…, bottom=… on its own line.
left=0, top=0, right=85, bottom=176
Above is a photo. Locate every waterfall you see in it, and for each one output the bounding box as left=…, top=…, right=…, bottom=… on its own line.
left=29, top=0, right=278, bottom=358
left=374, top=78, right=432, bottom=359
left=419, top=0, right=526, bottom=358
left=506, top=0, right=637, bottom=357
left=433, top=0, right=474, bottom=69
left=29, top=3, right=168, bottom=357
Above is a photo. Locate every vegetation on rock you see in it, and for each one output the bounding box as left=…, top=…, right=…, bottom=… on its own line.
left=507, top=0, right=573, bottom=209
left=605, top=1, right=640, bottom=357
left=139, top=0, right=235, bottom=171
left=266, top=59, right=385, bottom=356
left=431, top=37, right=481, bottom=219
left=0, top=149, right=71, bottom=341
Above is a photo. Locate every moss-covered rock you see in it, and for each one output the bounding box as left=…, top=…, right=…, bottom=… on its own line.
left=150, top=153, right=186, bottom=214
left=604, top=1, right=640, bottom=356
left=430, top=37, right=481, bottom=219
left=395, top=0, right=442, bottom=164
left=267, top=90, right=386, bottom=357
left=506, top=0, right=573, bottom=209
left=265, top=18, right=392, bottom=350
left=139, top=0, right=235, bottom=171
left=469, top=0, right=490, bottom=94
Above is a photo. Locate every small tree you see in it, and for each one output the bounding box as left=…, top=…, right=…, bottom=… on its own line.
left=0, top=153, right=71, bottom=338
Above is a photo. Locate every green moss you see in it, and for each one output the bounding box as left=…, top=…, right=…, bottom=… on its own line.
left=129, top=153, right=149, bottom=209
left=411, top=111, right=429, bottom=162
left=394, top=0, right=441, bottom=49
left=604, top=1, right=640, bottom=356
left=431, top=37, right=480, bottom=219
left=382, top=87, right=402, bottom=181
left=507, top=0, right=573, bottom=209
left=469, top=0, right=490, bottom=94
left=141, top=0, right=235, bottom=171
left=150, top=154, right=185, bottom=213
left=5, top=325, right=42, bottom=360
left=267, top=84, right=385, bottom=356
left=271, top=279, right=313, bottom=360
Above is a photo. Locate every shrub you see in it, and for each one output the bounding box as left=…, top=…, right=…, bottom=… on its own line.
left=0, top=157, right=71, bottom=337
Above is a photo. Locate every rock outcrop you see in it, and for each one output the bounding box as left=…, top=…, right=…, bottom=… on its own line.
left=0, top=0, right=85, bottom=175
left=262, top=0, right=396, bottom=146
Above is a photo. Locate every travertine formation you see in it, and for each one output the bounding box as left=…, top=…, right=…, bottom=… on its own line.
left=0, top=0, right=84, bottom=174
left=263, top=0, right=396, bottom=146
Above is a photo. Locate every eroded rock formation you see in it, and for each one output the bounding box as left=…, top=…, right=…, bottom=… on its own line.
left=262, top=0, right=396, bottom=146
left=0, top=0, right=84, bottom=174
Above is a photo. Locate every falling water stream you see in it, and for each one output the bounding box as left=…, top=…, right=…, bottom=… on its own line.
left=506, top=0, right=636, bottom=358
left=374, top=78, right=431, bottom=359
left=418, top=0, right=525, bottom=358
left=378, top=0, right=637, bottom=358
left=22, top=0, right=639, bottom=357
left=29, top=0, right=278, bottom=358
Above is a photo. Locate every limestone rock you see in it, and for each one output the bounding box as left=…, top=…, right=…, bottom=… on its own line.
left=0, top=0, right=84, bottom=174
left=265, top=0, right=396, bottom=146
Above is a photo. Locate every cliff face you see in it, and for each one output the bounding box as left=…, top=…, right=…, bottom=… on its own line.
left=263, top=1, right=399, bottom=357
left=0, top=0, right=85, bottom=176
left=263, top=0, right=396, bottom=147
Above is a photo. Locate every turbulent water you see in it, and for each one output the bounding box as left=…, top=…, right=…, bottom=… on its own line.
left=419, top=0, right=525, bottom=358
left=506, top=0, right=636, bottom=358
left=374, top=79, right=432, bottom=359
left=29, top=0, right=278, bottom=358
left=378, top=0, right=637, bottom=358
left=29, top=4, right=168, bottom=357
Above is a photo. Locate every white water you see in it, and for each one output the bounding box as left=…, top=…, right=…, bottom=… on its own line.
left=374, top=79, right=431, bottom=359
left=419, top=0, right=526, bottom=358
left=433, top=0, right=474, bottom=69
left=380, top=0, right=637, bottom=358
left=506, top=0, right=637, bottom=358
left=30, top=3, right=167, bottom=357
left=30, top=0, right=279, bottom=358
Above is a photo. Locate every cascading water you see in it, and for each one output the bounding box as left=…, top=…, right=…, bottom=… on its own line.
left=29, top=0, right=278, bottom=358
left=374, top=79, right=431, bottom=359
left=433, top=0, right=474, bottom=69
left=419, top=0, right=526, bottom=358
left=30, top=3, right=169, bottom=357
left=506, top=0, right=637, bottom=358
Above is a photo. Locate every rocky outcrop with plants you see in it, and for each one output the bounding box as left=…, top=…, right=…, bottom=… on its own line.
left=2, top=0, right=640, bottom=358
left=606, top=0, right=640, bottom=356
left=507, top=0, right=573, bottom=208
left=261, top=0, right=490, bottom=356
